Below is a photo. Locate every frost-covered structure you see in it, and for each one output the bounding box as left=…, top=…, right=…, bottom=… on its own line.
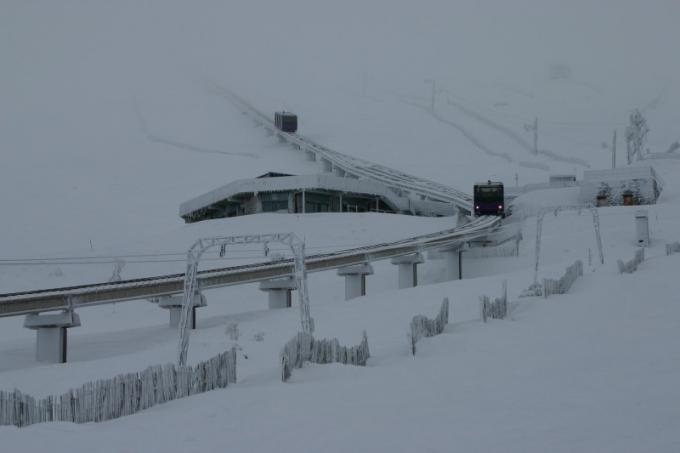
left=409, top=298, right=449, bottom=355
left=618, top=249, right=645, bottom=274
left=280, top=331, right=370, bottom=382
left=180, top=173, right=455, bottom=222
left=480, top=281, right=508, bottom=321
left=543, top=260, right=583, bottom=297
left=666, top=242, right=680, bottom=256
left=580, top=166, right=661, bottom=206
left=0, top=348, right=237, bottom=428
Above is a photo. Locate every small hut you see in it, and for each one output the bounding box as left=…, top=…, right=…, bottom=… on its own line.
left=580, top=166, right=661, bottom=207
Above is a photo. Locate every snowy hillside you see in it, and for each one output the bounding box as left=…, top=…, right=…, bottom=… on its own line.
left=2, top=1, right=680, bottom=451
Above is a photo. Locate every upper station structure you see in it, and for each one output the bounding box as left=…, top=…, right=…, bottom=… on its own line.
left=179, top=172, right=456, bottom=223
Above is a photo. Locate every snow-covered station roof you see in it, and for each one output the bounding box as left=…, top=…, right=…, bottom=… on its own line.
left=179, top=174, right=414, bottom=218
left=583, top=166, right=661, bottom=185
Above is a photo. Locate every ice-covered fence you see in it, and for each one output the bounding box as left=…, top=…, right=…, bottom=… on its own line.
left=409, top=298, right=449, bottom=355
left=666, top=242, right=680, bottom=256
left=617, top=249, right=645, bottom=274
left=281, top=332, right=370, bottom=382
left=480, top=281, right=508, bottom=322
left=0, top=348, right=236, bottom=428
left=543, top=260, right=584, bottom=298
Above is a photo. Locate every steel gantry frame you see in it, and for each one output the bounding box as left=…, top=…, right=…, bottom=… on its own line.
left=533, top=205, right=604, bottom=284
left=177, top=233, right=313, bottom=366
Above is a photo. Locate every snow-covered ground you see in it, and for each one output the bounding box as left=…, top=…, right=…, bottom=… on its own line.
left=2, top=1, right=680, bottom=451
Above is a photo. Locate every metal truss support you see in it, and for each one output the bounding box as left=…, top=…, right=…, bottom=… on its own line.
left=534, top=205, right=604, bottom=284
left=177, top=233, right=313, bottom=367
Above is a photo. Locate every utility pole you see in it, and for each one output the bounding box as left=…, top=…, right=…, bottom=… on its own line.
left=533, top=117, right=539, bottom=155
left=425, top=79, right=436, bottom=112
left=611, top=129, right=617, bottom=169
left=525, top=118, right=539, bottom=155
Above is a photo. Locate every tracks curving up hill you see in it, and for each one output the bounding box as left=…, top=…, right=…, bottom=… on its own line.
left=207, top=83, right=474, bottom=214
left=0, top=87, right=504, bottom=318
left=0, top=216, right=500, bottom=318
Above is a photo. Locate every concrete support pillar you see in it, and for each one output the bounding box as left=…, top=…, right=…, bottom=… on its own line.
left=337, top=263, right=374, bottom=300
left=288, top=192, right=295, bottom=213
left=305, top=150, right=317, bottom=161
left=259, top=277, right=297, bottom=309
left=158, top=293, right=207, bottom=329
left=24, top=311, right=81, bottom=363
left=390, top=253, right=424, bottom=289
left=442, top=247, right=463, bottom=280
left=321, top=158, right=333, bottom=173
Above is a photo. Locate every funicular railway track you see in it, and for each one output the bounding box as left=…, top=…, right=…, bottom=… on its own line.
left=0, top=217, right=499, bottom=317
left=210, top=84, right=474, bottom=213
left=0, top=89, right=502, bottom=319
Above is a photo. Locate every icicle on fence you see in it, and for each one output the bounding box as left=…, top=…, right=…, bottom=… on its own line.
left=0, top=348, right=236, bottom=428
left=617, top=249, right=645, bottom=274
left=281, top=331, right=370, bottom=382
left=409, top=298, right=449, bottom=355
left=543, top=260, right=584, bottom=298
left=480, top=281, right=508, bottom=322
left=666, top=242, right=680, bottom=256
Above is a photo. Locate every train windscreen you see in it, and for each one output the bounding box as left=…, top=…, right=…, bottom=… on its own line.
left=475, top=186, right=502, bottom=201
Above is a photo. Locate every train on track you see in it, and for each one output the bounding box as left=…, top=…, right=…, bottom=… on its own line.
left=473, top=181, right=505, bottom=217
left=274, top=111, right=298, bottom=133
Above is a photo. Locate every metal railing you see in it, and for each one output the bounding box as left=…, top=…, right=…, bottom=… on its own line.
left=206, top=84, right=473, bottom=213
left=0, top=216, right=500, bottom=318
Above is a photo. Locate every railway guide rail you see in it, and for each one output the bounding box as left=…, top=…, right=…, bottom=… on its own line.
left=1, top=88, right=504, bottom=322
left=207, top=83, right=474, bottom=215
left=0, top=216, right=499, bottom=318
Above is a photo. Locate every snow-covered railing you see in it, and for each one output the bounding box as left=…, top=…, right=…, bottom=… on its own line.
left=409, top=298, right=449, bottom=355
left=213, top=86, right=474, bottom=212
left=480, top=281, right=508, bottom=321
left=666, top=242, right=680, bottom=256
left=617, top=249, right=645, bottom=274
left=280, top=331, right=370, bottom=382
left=0, top=348, right=237, bottom=428
left=0, top=215, right=499, bottom=319
left=543, top=260, right=583, bottom=298
left=643, top=152, right=680, bottom=161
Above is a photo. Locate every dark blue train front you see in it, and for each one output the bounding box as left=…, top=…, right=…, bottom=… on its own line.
left=473, top=181, right=505, bottom=217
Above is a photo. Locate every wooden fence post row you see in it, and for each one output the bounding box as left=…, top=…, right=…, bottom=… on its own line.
left=281, top=331, right=370, bottom=382
left=666, top=242, right=680, bottom=256
left=0, top=348, right=236, bottom=428
left=480, top=295, right=508, bottom=323
left=617, top=249, right=645, bottom=274
left=410, top=298, right=450, bottom=355
left=543, top=260, right=583, bottom=298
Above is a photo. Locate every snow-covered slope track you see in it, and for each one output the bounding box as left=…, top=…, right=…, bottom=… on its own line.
left=0, top=216, right=499, bottom=318
left=208, top=84, right=474, bottom=215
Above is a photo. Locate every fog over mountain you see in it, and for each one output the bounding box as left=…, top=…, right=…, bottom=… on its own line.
left=2, top=3, right=680, bottom=451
